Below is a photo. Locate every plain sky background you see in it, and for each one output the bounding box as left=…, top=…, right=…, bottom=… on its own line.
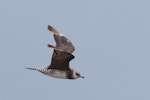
left=0, top=0, right=150, bottom=100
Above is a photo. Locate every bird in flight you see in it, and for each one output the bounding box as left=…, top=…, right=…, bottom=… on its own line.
left=27, top=25, right=84, bottom=79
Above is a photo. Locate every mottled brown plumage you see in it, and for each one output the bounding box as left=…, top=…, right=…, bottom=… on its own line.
left=47, top=25, right=75, bottom=71
left=27, top=25, right=84, bottom=79
left=47, top=50, right=74, bottom=70
left=47, top=25, right=75, bottom=53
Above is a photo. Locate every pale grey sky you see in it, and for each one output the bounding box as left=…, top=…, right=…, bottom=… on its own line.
left=0, top=0, right=150, bottom=100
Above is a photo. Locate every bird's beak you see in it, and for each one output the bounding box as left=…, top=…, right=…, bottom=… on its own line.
left=80, top=76, right=85, bottom=78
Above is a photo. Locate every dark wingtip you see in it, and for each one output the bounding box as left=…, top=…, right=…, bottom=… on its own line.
left=48, top=25, right=54, bottom=31
left=47, top=44, right=55, bottom=48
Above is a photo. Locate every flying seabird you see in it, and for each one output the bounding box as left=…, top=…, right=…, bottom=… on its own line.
left=27, top=25, right=84, bottom=79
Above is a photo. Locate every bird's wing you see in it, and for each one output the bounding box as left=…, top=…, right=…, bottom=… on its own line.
left=47, top=50, right=74, bottom=70
left=48, top=25, right=75, bottom=54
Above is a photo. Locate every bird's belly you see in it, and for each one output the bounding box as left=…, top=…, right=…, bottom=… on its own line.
left=48, top=69, right=67, bottom=79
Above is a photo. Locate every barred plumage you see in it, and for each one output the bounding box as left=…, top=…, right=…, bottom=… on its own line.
left=26, top=68, right=50, bottom=75
left=27, top=67, right=69, bottom=79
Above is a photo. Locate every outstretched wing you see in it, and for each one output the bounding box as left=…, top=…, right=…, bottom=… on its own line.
left=48, top=25, right=75, bottom=54
left=47, top=50, right=74, bottom=70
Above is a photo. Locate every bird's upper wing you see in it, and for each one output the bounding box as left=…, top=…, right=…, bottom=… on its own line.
left=48, top=25, right=75, bottom=54
left=48, top=25, right=63, bottom=36
left=47, top=50, right=74, bottom=70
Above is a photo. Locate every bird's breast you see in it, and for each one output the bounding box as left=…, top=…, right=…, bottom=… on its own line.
left=48, top=69, right=68, bottom=79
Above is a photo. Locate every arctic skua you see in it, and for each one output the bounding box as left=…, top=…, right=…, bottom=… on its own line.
left=27, top=25, right=84, bottom=79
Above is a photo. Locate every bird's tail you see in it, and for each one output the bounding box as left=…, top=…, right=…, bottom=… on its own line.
left=26, top=67, right=49, bottom=75
left=26, top=67, right=37, bottom=70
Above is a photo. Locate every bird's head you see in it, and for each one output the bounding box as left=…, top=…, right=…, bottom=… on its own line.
left=72, top=69, right=84, bottom=79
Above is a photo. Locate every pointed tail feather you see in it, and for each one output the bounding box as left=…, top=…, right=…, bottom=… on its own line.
left=26, top=67, right=37, bottom=70
left=26, top=67, right=49, bottom=75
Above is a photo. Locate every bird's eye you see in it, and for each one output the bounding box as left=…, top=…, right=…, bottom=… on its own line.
left=76, top=73, right=80, bottom=76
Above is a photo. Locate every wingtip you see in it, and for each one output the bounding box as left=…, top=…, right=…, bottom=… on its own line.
left=48, top=25, right=54, bottom=31
left=47, top=25, right=64, bottom=36
left=47, top=44, right=56, bottom=48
